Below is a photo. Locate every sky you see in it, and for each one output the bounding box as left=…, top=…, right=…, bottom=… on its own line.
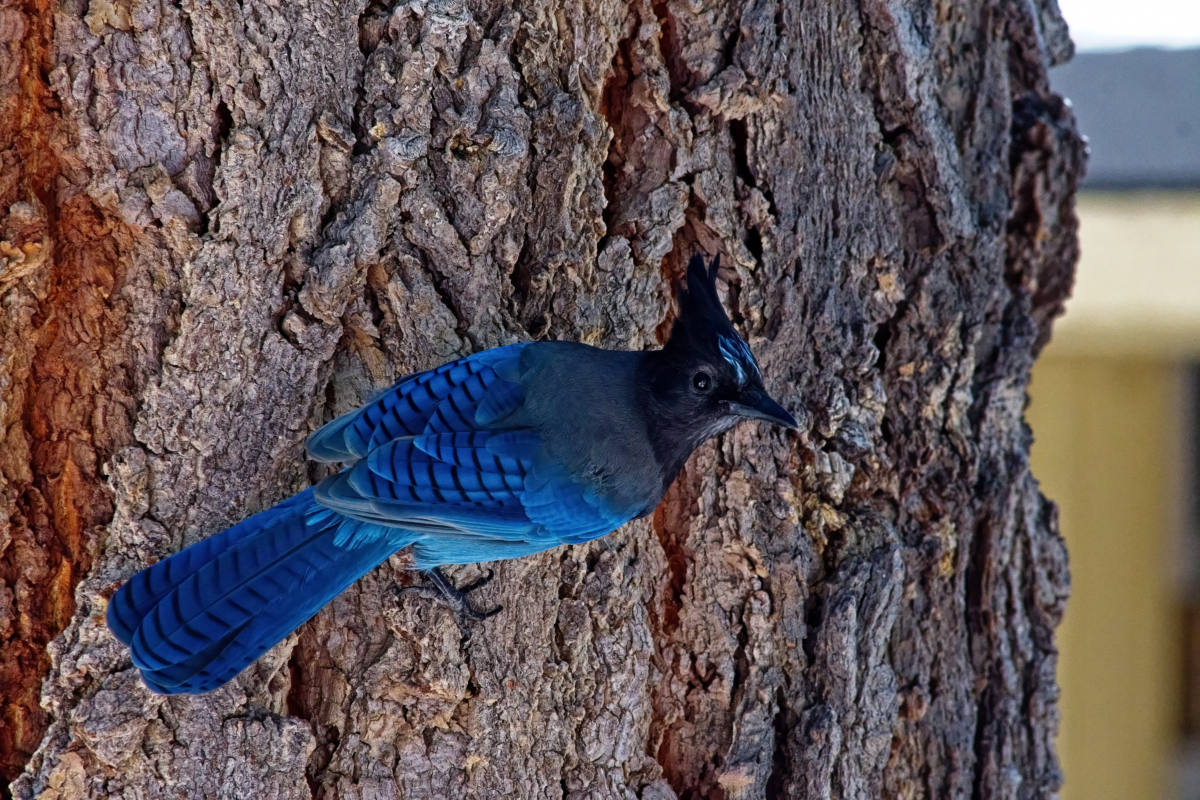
left=1058, top=0, right=1200, bottom=50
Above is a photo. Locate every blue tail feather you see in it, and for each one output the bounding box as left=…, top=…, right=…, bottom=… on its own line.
left=107, top=488, right=414, bottom=694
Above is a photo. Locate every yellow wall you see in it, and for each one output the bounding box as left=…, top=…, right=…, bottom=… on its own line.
left=1029, top=355, right=1184, bottom=800
left=1049, top=191, right=1200, bottom=358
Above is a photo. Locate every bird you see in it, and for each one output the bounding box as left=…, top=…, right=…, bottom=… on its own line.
left=106, top=253, right=797, bottom=694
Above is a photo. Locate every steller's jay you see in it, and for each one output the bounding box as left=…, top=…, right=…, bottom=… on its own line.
left=106, top=254, right=797, bottom=694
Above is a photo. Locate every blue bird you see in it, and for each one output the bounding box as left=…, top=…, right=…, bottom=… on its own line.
left=106, top=254, right=797, bottom=694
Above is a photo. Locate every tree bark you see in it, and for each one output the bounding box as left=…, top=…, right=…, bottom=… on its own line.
left=1, top=0, right=1083, bottom=797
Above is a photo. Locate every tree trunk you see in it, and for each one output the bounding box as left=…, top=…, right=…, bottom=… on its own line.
left=1, top=0, right=1083, bottom=797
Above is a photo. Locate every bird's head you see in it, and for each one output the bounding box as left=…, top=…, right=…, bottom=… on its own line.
left=648, top=253, right=797, bottom=444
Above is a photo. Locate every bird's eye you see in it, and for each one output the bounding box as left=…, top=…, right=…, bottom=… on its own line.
left=692, top=371, right=712, bottom=392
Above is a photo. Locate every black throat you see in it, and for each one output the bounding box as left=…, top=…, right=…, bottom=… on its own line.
left=636, top=350, right=729, bottom=493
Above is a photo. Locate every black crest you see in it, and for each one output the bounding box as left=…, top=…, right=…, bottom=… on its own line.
left=664, top=254, right=735, bottom=356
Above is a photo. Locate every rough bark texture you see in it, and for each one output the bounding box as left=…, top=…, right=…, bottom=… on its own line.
left=1, top=0, right=1083, bottom=798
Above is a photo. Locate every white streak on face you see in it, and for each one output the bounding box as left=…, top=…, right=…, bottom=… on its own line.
left=718, top=334, right=760, bottom=386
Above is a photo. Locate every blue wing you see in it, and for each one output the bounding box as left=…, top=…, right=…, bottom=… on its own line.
left=306, top=344, right=526, bottom=462
left=314, top=430, right=634, bottom=567
left=309, top=344, right=638, bottom=567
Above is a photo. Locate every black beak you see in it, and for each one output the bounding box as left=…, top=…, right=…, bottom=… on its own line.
left=733, top=387, right=798, bottom=429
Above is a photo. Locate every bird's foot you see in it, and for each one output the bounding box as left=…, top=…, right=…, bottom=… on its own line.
left=429, top=566, right=503, bottom=621
left=399, top=567, right=502, bottom=629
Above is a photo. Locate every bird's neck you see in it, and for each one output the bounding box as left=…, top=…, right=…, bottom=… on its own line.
left=636, top=351, right=717, bottom=492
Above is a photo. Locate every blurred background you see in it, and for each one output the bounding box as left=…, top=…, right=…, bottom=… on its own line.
left=1028, top=2, right=1200, bottom=798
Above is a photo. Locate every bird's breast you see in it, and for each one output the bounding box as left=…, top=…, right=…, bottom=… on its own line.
left=513, top=343, right=665, bottom=521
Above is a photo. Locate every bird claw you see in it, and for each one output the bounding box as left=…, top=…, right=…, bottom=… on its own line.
left=455, top=568, right=498, bottom=599
left=400, top=567, right=502, bottom=628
